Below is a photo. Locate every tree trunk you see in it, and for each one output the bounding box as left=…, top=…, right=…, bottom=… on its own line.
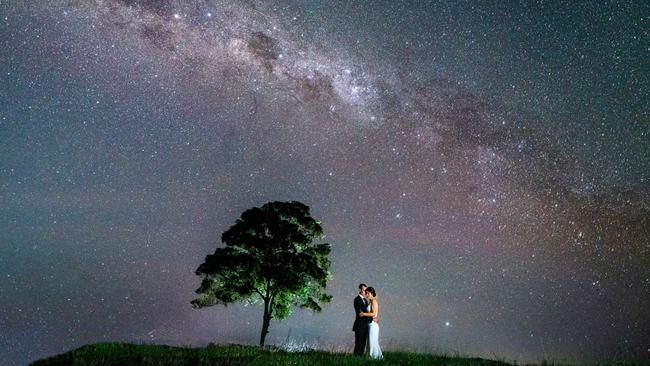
left=259, top=298, right=272, bottom=346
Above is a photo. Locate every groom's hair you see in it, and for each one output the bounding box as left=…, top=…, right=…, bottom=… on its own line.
left=365, top=287, right=376, bottom=297
left=358, top=283, right=367, bottom=289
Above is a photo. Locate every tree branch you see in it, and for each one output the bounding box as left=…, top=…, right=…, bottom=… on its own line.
left=264, top=279, right=272, bottom=302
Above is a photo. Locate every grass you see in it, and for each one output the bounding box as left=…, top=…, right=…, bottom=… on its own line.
left=27, top=342, right=644, bottom=366
left=28, top=342, right=513, bottom=366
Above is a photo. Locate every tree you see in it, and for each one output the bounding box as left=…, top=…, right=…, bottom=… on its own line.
left=191, top=201, right=332, bottom=346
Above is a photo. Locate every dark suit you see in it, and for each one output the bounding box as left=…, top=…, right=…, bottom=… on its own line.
left=352, top=295, right=371, bottom=355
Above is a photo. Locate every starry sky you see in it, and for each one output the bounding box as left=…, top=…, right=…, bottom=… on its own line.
left=1, top=1, right=649, bottom=365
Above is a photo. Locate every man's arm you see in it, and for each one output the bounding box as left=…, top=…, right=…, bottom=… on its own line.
left=353, top=297, right=364, bottom=317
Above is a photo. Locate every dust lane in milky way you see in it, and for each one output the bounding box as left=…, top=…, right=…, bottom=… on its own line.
left=1, top=1, right=648, bottom=365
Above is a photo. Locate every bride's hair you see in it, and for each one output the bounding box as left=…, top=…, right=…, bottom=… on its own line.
left=365, top=287, right=376, bottom=297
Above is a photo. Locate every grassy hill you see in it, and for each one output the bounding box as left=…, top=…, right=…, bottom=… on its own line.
left=28, top=342, right=520, bottom=366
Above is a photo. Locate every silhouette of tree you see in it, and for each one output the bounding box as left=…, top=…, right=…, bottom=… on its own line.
left=191, top=201, right=332, bottom=346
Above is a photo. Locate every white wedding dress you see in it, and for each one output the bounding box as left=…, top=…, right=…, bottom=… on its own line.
left=366, top=301, right=383, bottom=359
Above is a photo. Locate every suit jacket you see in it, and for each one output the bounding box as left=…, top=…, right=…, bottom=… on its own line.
left=352, top=295, right=372, bottom=331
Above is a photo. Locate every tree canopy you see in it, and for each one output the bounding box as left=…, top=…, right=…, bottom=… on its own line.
left=191, top=201, right=332, bottom=345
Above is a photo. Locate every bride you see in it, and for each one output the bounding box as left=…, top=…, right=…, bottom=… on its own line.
left=359, top=286, right=383, bottom=359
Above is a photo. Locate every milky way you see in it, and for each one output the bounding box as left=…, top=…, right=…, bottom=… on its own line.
left=1, top=1, right=649, bottom=365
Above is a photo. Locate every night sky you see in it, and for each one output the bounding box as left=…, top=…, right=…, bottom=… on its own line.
left=1, top=1, right=649, bottom=365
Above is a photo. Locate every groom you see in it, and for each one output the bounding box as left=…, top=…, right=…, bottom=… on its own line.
left=352, top=283, right=372, bottom=355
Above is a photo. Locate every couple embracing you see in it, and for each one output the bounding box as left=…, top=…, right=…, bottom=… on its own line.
left=352, top=283, right=383, bottom=359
